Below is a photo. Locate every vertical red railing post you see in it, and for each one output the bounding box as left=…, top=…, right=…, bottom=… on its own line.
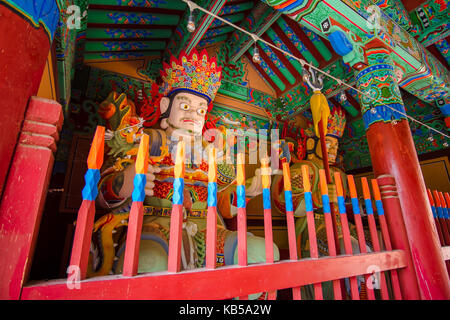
left=371, top=179, right=402, bottom=300
left=302, top=165, right=322, bottom=300
left=236, top=152, right=248, bottom=300
left=205, top=147, right=218, bottom=269
left=69, top=126, right=105, bottom=280
left=167, top=141, right=186, bottom=273
left=428, top=190, right=446, bottom=246
left=437, top=191, right=450, bottom=246
left=319, top=169, right=342, bottom=300
left=282, top=160, right=302, bottom=300
left=261, top=157, right=276, bottom=300
left=122, top=134, right=149, bottom=277
left=445, top=193, right=450, bottom=237
left=0, top=97, right=63, bottom=299
left=318, top=120, right=341, bottom=254
left=347, top=175, right=375, bottom=300
left=361, top=178, right=390, bottom=300
left=376, top=175, right=421, bottom=299
left=437, top=191, right=450, bottom=276
left=334, top=172, right=359, bottom=300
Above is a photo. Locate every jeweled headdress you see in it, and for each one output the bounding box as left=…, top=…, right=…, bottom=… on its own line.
left=326, top=106, right=346, bottom=139
left=305, top=106, right=346, bottom=139
left=160, top=48, right=222, bottom=104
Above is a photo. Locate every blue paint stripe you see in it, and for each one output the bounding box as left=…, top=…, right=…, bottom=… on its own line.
left=444, top=208, right=449, bottom=219
left=304, top=191, right=313, bottom=212
left=437, top=207, right=444, bottom=219
left=365, top=199, right=374, bottom=215
left=263, top=188, right=271, bottom=210
left=322, top=194, right=330, bottom=214
left=172, top=178, right=184, bottom=205
left=132, top=174, right=146, bottom=202
left=375, top=200, right=384, bottom=216
left=337, top=196, right=346, bottom=214
left=236, top=185, right=246, bottom=208
left=82, top=169, right=100, bottom=201
left=285, top=190, right=294, bottom=212
left=351, top=198, right=360, bottom=215
left=207, top=182, right=217, bottom=207
left=431, top=206, right=437, bottom=218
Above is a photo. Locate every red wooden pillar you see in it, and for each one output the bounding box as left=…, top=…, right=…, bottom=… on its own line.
left=357, top=48, right=450, bottom=299
left=376, top=175, right=421, bottom=299
left=0, top=2, right=59, bottom=195
left=0, top=97, right=63, bottom=299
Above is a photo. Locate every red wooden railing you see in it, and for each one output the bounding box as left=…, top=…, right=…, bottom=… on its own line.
left=3, top=125, right=449, bottom=300
left=427, top=189, right=450, bottom=276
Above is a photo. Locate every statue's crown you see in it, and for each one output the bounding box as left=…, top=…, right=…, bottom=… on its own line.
left=326, top=106, right=346, bottom=139
left=161, top=49, right=222, bottom=103
left=305, top=106, right=346, bottom=139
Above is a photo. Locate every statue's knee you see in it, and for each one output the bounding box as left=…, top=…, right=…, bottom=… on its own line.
left=231, top=233, right=280, bottom=264
left=114, top=237, right=168, bottom=274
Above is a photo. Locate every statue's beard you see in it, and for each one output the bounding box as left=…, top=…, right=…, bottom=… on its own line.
left=311, top=148, right=336, bottom=165
left=167, top=119, right=202, bottom=136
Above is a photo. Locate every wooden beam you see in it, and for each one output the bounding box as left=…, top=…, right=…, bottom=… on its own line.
left=184, top=0, right=228, bottom=55
left=84, top=37, right=169, bottom=43
left=87, top=23, right=178, bottom=30
left=244, top=52, right=281, bottom=96
left=88, top=4, right=185, bottom=16
left=261, top=33, right=302, bottom=82
left=427, top=43, right=450, bottom=70
left=230, top=11, right=282, bottom=62
left=318, top=34, right=340, bottom=62
left=256, top=43, right=290, bottom=89
left=344, top=91, right=361, bottom=113
left=21, top=250, right=407, bottom=300
left=271, top=23, right=308, bottom=64
left=283, top=16, right=327, bottom=68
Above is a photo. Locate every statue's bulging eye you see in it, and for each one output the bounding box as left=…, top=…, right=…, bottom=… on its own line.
left=180, top=102, right=190, bottom=110
left=197, top=109, right=206, bottom=116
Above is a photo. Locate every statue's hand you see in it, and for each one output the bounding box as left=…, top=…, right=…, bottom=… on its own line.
left=144, top=165, right=161, bottom=197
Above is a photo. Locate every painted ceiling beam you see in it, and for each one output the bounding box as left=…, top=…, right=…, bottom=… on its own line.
left=299, top=24, right=333, bottom=62
left=248, top=46, right=286, bottom=92
left=198, top=34, right=229, bottom=47
left=230, top=10, right=282, bottom=63
left=218, top=1, right=254, bottom=15
left=274, top=18, right=319, bottom=67
left=209, top=12, right=246, bottom=29
left=84, top=50, right=161, bottom=61
left=87, top=24, right=178, bottom=30
left=256, top=42, right=292, bottom=88
left=269, top=24, right=308, bottom=70
left=87, top=9, right=181, bottom=26
left=263, top=0, right=449, bottom=105
left=87, top=4, right=185, bottom=16
left=261, top=33, right=303, bottom=81
left=343, top=90, right=361, bottom=115
left=426, top=43, right=449, bottom=70
left=282, top=16, right=327, bottom=68
left=84, top=40, right=167, bottom=52
left=434, top=37, right=450, bottom=68
left=202, top=25, right=235, bottom=40
left=184, top=0, right=228, bottom=55
left=88, top=0, right=187, bottom=10
left=244, top=52, right=282, bottom=96
left=86, top=28, right=173, bottom=40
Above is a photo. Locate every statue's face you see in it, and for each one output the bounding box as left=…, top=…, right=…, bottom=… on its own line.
left=307, top=135, right=339, bottom=165
left=161, top=91, right=208, bottom=137
left=324, top=136, right=339, bottom=164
